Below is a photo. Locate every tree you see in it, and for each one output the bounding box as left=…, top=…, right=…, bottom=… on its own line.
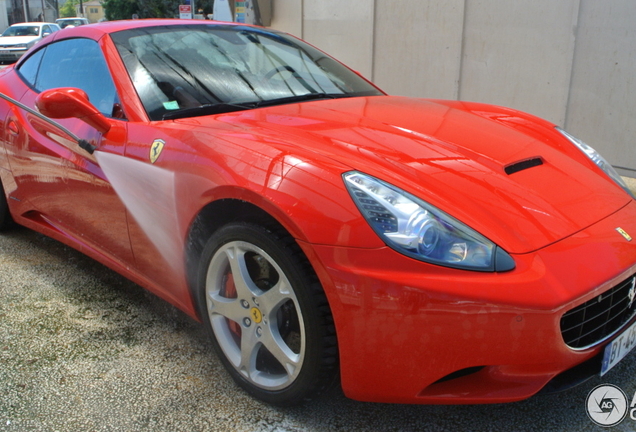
left=59, top=0, right=80, bottom=18
left=102, top=0, right=140, bottom=21
left=197, top=0, right=215, bottom=17
left=132, top=0, right=175, bottom=19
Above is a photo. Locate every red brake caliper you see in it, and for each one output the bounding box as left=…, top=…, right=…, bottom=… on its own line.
left=224, top=273, right=242, bottom=338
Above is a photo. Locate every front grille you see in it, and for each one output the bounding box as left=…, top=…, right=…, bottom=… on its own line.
left=561, top=275, right=636, bottom=349
left=0, top=51, right=23, bottom=61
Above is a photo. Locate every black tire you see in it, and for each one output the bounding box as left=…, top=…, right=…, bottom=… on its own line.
left=196, top=222, right=338, bottom=405
left=0, top=180, right=13, bottom=231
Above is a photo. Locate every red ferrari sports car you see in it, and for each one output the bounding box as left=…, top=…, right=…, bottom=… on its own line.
left=1, top=19, right=635, bottom=406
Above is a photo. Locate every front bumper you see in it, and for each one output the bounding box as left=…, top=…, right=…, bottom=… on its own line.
left=300, top=200, right=636, bottom=404
left=0, top=49, right=27, bottom=62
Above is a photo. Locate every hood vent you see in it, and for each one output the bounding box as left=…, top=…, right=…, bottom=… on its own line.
left=504, top=157, right=544, bottom=175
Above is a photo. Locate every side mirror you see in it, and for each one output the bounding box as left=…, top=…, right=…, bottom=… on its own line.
left=35, top=87, right=112, bottom=134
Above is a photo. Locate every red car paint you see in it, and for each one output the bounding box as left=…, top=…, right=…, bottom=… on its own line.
left=0, top=19, right=635, bottom=404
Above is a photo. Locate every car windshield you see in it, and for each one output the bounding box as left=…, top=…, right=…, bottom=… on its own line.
left=110, top=25, right=383, bottom=120
left=2, top=25, right=40, bottom=37
left=57, top=19, right=85, bottom=28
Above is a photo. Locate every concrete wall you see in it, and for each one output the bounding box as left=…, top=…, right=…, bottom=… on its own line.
left=459, top=1, right=579, bottom=126
left=374, top=0, right=464, bottom=100
left=269, top=0, right=636, bottom=176
left=565, top=1, right=636, bottom=174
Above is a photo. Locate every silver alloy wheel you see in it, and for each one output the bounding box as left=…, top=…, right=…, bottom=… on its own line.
left=205, top=240, right=305, bottom=391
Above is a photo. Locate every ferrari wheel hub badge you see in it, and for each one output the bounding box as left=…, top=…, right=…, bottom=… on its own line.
left=250, top=307, right=263, bottom=324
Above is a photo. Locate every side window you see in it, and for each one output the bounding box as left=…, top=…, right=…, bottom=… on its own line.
left=17, top=48, right=46, bottom=87
left=35, top=38, right=119, bottom=117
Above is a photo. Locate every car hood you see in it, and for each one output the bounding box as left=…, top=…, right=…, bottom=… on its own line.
left=188, top=96, right=631, bottom=254
left=0, top=36, right=38, bottom=45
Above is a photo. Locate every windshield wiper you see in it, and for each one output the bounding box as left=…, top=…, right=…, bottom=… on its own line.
left=162, top=102, right=257, bottom=120
left=254, top=93, right=350, bottom=108
left=162, top=93, right=350, bottom=120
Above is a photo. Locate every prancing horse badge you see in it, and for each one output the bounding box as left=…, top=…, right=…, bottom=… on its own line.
left=150, top=139, right=165, bottom=164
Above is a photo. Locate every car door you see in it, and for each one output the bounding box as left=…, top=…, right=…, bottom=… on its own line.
left=3, top=48, right=70, bottom=226
left=11, top=38, right=134, bottom=263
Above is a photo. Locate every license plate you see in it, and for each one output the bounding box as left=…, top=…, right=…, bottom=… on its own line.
left=601, top=320, right=636, bottom=376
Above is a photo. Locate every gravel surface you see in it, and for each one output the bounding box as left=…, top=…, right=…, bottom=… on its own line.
left=2, top=183, right=636, bottom=431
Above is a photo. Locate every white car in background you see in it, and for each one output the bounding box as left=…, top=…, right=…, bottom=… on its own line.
left=55, top=17, right=89, bottom=29
left=0, top=22, right=60, bottom=63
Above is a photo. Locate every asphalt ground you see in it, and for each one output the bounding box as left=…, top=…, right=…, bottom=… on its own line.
left=2, top=192, right=636, bottom=429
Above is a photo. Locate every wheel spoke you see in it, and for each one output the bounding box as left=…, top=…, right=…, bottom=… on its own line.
left=225, top=243, right=260, bottom=298
left=238, top=325, right=259, bottom=377
left=261, top=326, right=301, bottom=376
left=257, top=278, right=293, bottom=315
left=207, top=294, right=244, bottom=323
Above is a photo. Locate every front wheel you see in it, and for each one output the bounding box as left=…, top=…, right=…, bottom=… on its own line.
left=196, top=222, right=337, bottom=405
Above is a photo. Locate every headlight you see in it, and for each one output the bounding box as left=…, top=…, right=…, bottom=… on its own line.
left=343, top=171, right=515, bottom=272
left=556, top=127, right=634, bottom=198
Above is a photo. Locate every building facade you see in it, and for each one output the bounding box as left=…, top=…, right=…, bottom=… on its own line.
left=75, top=0, right=105, bottom=23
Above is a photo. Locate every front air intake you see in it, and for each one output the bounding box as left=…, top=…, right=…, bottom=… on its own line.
left=561, top=275, right=636, bottom=349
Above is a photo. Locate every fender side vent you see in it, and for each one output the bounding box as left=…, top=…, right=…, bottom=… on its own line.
left=504, top=157, right=543, bottom=175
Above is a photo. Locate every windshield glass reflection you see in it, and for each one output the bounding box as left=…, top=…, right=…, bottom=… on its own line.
left=111, top=25, right=383, bottom=120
